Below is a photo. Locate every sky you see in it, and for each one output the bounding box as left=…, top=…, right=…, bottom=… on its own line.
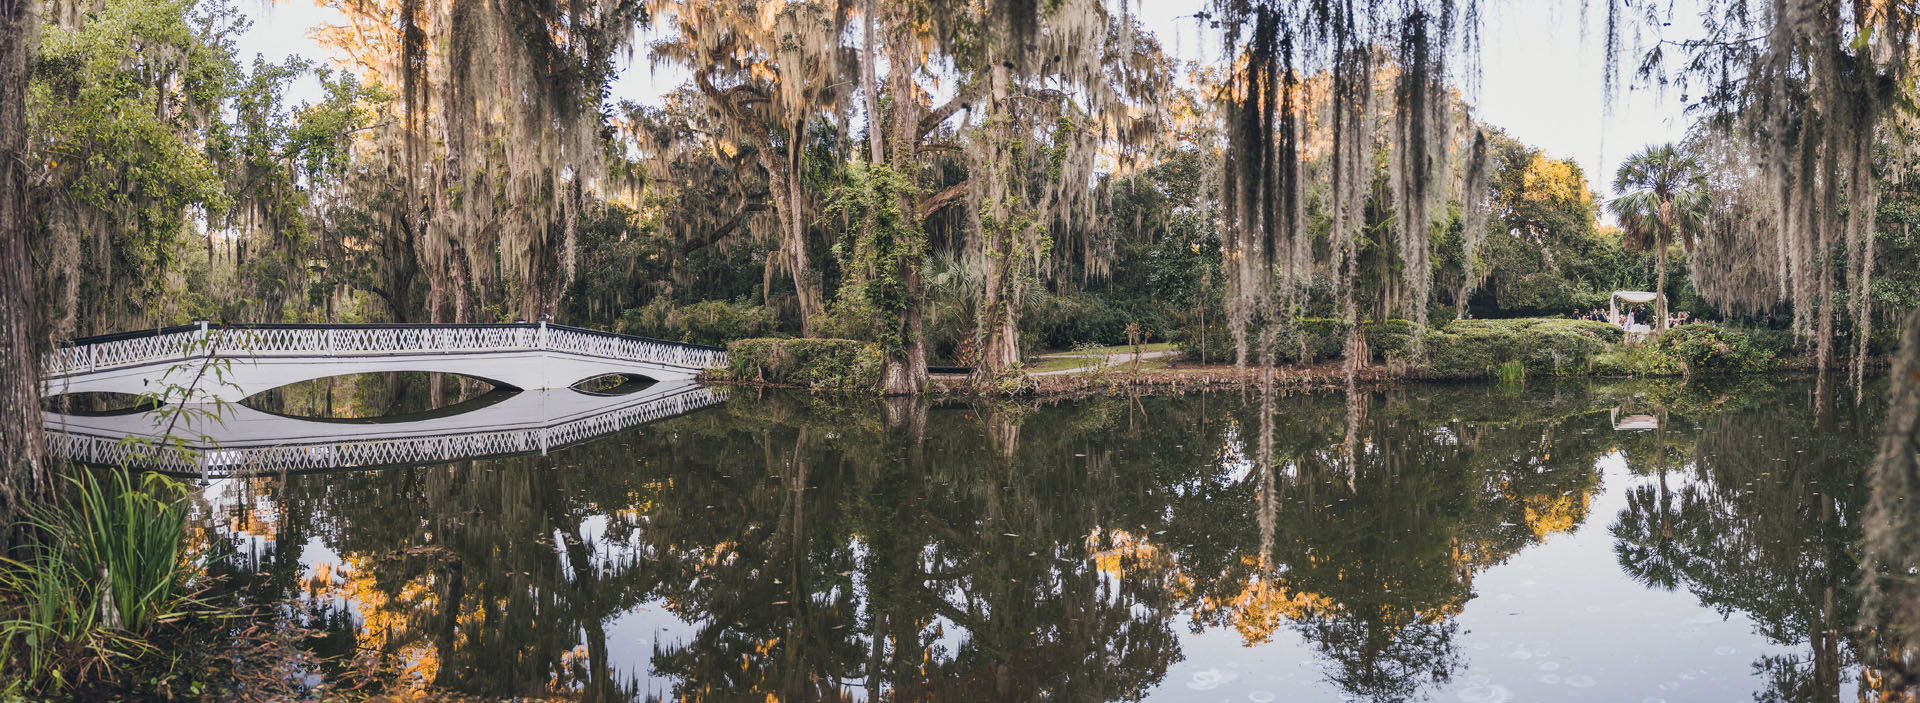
left=231, top=0, right=1703, bottom=199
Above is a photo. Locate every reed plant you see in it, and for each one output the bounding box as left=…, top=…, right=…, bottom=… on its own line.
left=0, top=466, right=199, bottom=696
left=1495, top=359, right=1527, bottom=383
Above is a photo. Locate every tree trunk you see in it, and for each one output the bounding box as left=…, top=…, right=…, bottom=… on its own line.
left=879, top=23, right=928, bottom=395
left=784, top=129, right=821, bottom=335
left=973, top=64, right=1022, bottom=382
left=691, top=70, right=821, bottom=336
left=975, top=212, right=1022, bottom=378
left=763, top=155, right=819, bottom=336
left=861, top=0, right=883, bottom=165
left=1655, top=201, right=1672, bottom=333
left=1655, top=233, right=1669, bottom=333
left=0, top=0, right=51, bottom=552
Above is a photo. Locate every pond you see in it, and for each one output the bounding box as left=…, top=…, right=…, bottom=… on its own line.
left=190, top=374, right=1886, bottom=702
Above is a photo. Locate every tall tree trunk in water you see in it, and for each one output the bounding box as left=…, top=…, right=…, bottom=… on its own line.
left=880, top=18, right=928, bottom=395
left=1864, top=308, right=1920, bottom=687
left=0, top=0, right=51, bottom=551
left=974, top=64, right=1022, bottom=382
left=787, top=121, right=820, bottom=335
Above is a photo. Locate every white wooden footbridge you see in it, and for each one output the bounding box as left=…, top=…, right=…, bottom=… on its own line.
left=40, top=321, right=726, bottom=403
left=38, top=322, right=731, bottom=475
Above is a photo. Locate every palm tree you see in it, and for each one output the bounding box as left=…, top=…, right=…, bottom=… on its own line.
left=1608, top=144, right=1707, bottom=332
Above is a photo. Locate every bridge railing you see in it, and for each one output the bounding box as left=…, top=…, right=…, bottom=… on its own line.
left=543, top=324, right=728, bottom=370
left=44, top=322, right=727, bottom=378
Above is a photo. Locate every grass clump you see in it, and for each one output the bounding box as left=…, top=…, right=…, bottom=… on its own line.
left=1, top=468, right=200, bottom=698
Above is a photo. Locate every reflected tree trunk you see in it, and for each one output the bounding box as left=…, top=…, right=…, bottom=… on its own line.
left=1864, top=308, right=1920, bottom=688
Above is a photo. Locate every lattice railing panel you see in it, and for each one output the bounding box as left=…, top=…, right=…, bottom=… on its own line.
left=542, top=326, right=728, bottom=369
left=46, top=331, right=202, bottom=377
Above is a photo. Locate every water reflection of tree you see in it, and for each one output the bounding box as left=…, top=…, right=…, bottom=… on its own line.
left=1138, top=384, right=1620, bottom=702
left=1610, top=381, right=1884, bottom=702
left=199, top=381, right=1698, bottom=702
left=629, top=395, right=1217, bottom=701
left=210, top=438, right=685, bottom=700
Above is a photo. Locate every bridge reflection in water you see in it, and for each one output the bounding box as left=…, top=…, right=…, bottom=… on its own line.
left=42, top=379, right=727, bottom=476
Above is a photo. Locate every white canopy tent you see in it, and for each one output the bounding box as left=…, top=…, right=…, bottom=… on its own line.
left=1609, top=290, right=1664, bottom=331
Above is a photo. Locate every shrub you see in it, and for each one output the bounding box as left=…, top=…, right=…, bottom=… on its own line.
left=1257, top=318, right=1415, bottom=364
left=720, top=338, right=886, bottom=394
left=617, top=299, right=778, bottom=347
left=1654, top=324, right=1775, bottom=375
left=1168, top=306, right=1232, bottom=364
left=1425, top=318, right=1617, bottom=378
left=1425, top=325, right=1518, bottom=378
left=1363, top=319, right=1418, bottom=362
left=1736, top=325, right=1799, bottom=358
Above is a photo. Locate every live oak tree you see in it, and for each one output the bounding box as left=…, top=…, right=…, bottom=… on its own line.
left=315, top=0, right=644, bottom=323
left=0, top=0, right=49, bottom=551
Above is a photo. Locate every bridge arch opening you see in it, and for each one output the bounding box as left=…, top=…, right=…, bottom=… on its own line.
left=572, top=373, right=658, bottom=396
left=242, top=371, right=520, bottom=421
left=41, top=391, right=163, bottom=417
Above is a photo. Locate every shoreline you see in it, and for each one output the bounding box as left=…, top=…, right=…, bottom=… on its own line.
left=704, top=355, right=1886, bottom=399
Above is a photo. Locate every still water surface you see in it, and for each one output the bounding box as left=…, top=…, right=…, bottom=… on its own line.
left=196, top=374, right=1884, bottom=702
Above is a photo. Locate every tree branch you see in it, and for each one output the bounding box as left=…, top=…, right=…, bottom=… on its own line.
left=918, top=180, right=968, bottom=220
left=916, top=83, right=982, bottom=140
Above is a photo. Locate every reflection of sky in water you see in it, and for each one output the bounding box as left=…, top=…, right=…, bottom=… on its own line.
left=1151, top=453, right=1816, bottom=702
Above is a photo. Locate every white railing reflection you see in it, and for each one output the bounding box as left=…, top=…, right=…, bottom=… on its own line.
left=45, top=384, right=728, bottom=476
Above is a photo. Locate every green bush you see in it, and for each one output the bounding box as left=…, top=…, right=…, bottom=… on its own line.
left=1251, top=318, right=1416, bottom=364
left=1441, top=317, right=1625, bottom=343
left=1425, top=325, right=1518, bottom=378
left=1654, top=324, right=1775, bottom=375
left=1363, top=319, right=1418, bottom=362
left=617, top=299, right=778, bottom=347
left=1424, top=318, right=1617, bottom=378
left=720, top=338, right=886, bottom=394
left=1167, top=306, right=1233, bottom=364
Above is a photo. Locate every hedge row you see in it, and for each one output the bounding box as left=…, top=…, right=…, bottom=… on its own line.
left=715, top=321, right=1778, bottom=393
left=1423, top=319, right=1624, bottom=379
left=1180, top=316, right=1627, bottom=378
left=717, top=338, right=886, bottom=393
left=1176, top=318, right=1420, bottom=364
